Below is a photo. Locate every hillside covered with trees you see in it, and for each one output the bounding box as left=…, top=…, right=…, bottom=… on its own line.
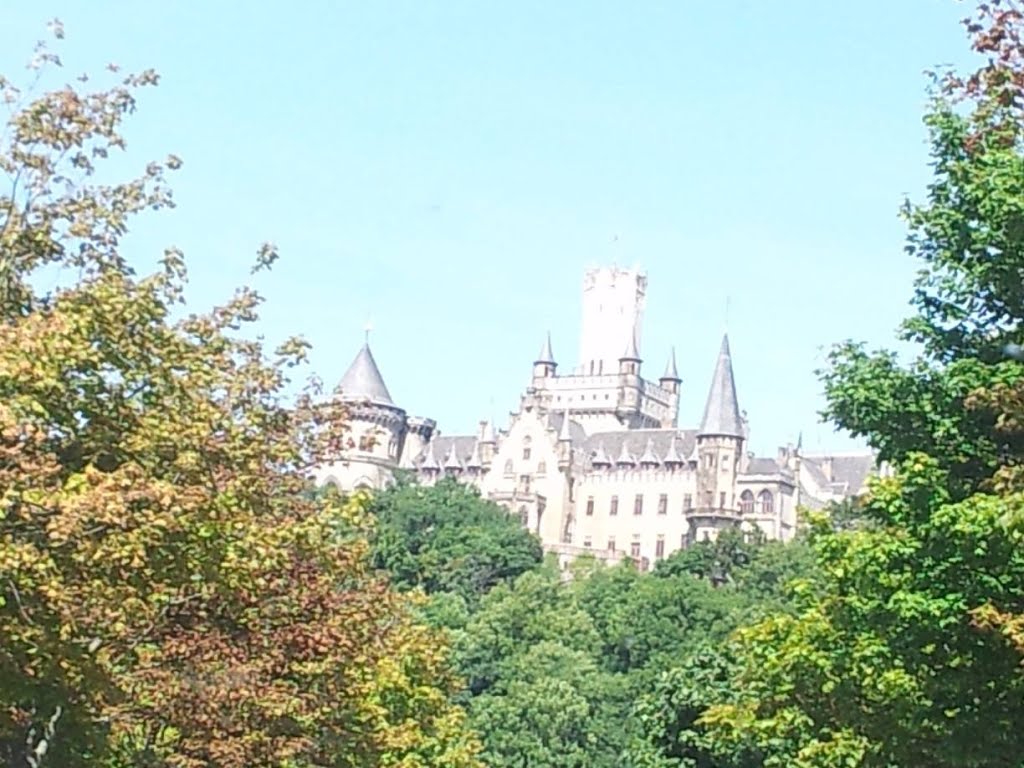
left=3, top=2, right=1024, bottom=766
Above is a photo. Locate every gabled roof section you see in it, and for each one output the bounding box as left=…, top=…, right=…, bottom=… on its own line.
left=699, top=334, right=744, bottom=438
left=337, top=343, right=394, bottom=405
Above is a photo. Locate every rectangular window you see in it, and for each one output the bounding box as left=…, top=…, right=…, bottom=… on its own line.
left=655, top=536, right=665, bottom=559
left=705, top=490, right=713, bottom=507
left=583, top=537, right=592, bottom=549
left=586, top=497, right=594, bottom=516
left=630, top=541, right=641, bottom=558
left=607, top=537, right=616, bottom=552
left=634, top=494, right=643, bottom=516
left=683, top=493, right=692, bottom=511
left=657, top=494, right=668, bottom=515
left=719, top=491, right=726, bottom=508
left=722, top=454, right=730, bottom=472
left=523, top=447, right=531, bottom=460
left=610, top=496, right=619, bottom=516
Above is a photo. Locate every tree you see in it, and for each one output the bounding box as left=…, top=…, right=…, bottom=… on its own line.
left=0, top=27, right=481, bottom=768
left=697, top=4, right=1024, bottom=765
left=367, top=477, right=543, bottom=605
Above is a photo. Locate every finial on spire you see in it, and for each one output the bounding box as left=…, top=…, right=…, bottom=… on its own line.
left=661, top=346, right=680, bottom=381
left=363, top=317, right=374, bottom=345
left=535, top=331, right=555, bottom=365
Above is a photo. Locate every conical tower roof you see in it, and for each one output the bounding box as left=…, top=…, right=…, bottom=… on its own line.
left=591, top=441, right=610, bottom=466
left=466, top=440, right=483, bottom=468
left=639, top=437, right=660, bottom=466
left=620, top=330, right=641, bottom=362
left=616, top=440, right=636, bottom=466
left=699, top=334, right=744, bottom=438
left=480, top=420, right=496, bottom=443
left=337, top=343, right=394, bottom=405
left=661, top=347, right=680, bottom=381
left=663, top=433, right=684, bottom=464
left=443, top=442, right=462, bottom=470
left=535, top=332, right=555, bottom=365
left=420, top=441, right=440, bottom=470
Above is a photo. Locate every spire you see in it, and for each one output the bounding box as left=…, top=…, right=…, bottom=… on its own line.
left=663, top=433, right=684, bottom=465
left=639, top=437, right=660, bottom=466
left=699, top=334, right=744, bottom=438
left=480, top=420, right=496, bottom=443
left=661, top=346, right=680, bottom=381
left=535, top=331, right=555, bottom=365
left=591, top=441, right=610, bottom=466
left=443, top=442, right=462, bottom=471
left=620, top=330, right=641, bottom=362
left=616, top=440, right=636, bottom=466
left=420, top=441, right=440, bottom=471
left=337, top=343, right=394, bottom=405
left=558, top=410, right=573, bottom=442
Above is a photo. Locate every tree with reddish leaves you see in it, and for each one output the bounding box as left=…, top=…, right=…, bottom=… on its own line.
left=0, top=23, right=481, bottom=768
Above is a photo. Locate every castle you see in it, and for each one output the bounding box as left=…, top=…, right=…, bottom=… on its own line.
left=315, top=266, right=878, bottom=568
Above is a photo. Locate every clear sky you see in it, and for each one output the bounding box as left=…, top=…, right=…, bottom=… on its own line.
left=1, top=1, right=975, bottom=455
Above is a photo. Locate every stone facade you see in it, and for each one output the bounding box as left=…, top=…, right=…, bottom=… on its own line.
left=317, top=266, right=880, bottom=569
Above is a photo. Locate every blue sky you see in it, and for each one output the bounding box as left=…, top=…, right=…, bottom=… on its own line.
left=1, top=1, right=974, bottom=455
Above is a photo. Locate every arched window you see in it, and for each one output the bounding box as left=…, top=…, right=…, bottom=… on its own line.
left=758, top=490, right=774, bottom=515
left=504, top=459, right=514, bottom=476
left=740, top=490, right=754, bottom=514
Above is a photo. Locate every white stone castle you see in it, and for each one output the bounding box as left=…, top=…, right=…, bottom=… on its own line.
left=316, top=266, right=877, bottom=568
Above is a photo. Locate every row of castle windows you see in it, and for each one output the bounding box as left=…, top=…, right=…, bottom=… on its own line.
left=581, top=534, right=670, bottom=560
left=584, top=489, right=774, bottom=516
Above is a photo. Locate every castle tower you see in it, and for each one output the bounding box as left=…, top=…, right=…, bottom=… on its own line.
left=690, top=334, right=745, bottom=540
left=317, top=341, right=409, bottom=490
left=659, top=347, right=682, bottom=427
left=615, top=332, right=643, bottom=426
left=533, top=332, right=557, bottom=381
left=578, top=266, right=647, bottom=376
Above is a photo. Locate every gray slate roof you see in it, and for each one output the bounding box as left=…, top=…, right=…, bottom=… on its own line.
left=699, top=334, right=744, bottom=438
left=417, top=435, right=478, bottom=468
left=583, top=429, right=698, bottom=469
left=546, top=412, right=588, bottom=445
left=745, top=456, right=783, bottom=475
left=337, top=344, right=394, bottom=405
left=802, top=454, right=876, bottom=494
left=621, top=331, right=641, bottom=361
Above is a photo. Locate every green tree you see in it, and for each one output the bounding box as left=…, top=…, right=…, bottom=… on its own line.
left=367, top=477, right=543, bottom=606
left=698, top=4, right=1024, bottom=765
left=0, top=27, right=481, bottom=768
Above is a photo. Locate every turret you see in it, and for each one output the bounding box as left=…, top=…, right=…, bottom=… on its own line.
left=533, top=332, right=557, bottom=380
left=333, top=340, right=408, bottom=467
left=616, top=333, right=643, bottom=425
left=693, top=334, right=745, bottom=530
left=659, top=347, right=682, bottom=426
left=478, top=420, right=496, bottom=467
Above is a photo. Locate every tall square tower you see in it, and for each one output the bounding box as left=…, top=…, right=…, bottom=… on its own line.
left=577, top=266, right=647, bottom=375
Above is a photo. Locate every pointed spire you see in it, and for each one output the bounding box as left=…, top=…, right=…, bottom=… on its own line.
left=620, top=330, right=641, bottom=362
left=661, top=346, right=680, bottom=381
left=699, top=334, right=744, bottom=438
left=480, top=420, right=496, bottom=443
left=337, top=343, right=394, bottom=405
left=616, top=440, right=635, bottom=466
left=420, top=441, right=440, bottom=471
left=466, top=440, right=483, bottom=469
left=639, top=437, right=660, bottom=466
left=796, top=431, right=803, bottom=453
left=663, top=433, right=684, bottom=465
left=443, top=442, right=462, bottom=471
left=558, top=410, right=573, bottom=442
left=535, top=331, right=555, bottom=365
left=591, top=441, right=610, bottom=466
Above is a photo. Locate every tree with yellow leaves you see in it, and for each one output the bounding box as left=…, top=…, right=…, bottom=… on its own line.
left=0, top=22, right=481, bottom=768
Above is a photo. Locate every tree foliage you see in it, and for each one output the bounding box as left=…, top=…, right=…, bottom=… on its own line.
left=366, top=477, right=543, bottom=605
left=0, top=27, right=480, bottom=768
left=696, top=4, right=1024, bottom=765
